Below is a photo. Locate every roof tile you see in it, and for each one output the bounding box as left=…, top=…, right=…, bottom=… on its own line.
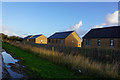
left=83, top=26, right=120, bottom=38
left=48, top=31, right=74, bottom=39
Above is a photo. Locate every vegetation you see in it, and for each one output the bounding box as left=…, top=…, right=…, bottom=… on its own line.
left=3, top=42, right=120, bottom=79
left=3, top=42, right=95, bottom=79
left=24, top=41, right=120, bottom=64
left=1, top=33, right=23, bottom=41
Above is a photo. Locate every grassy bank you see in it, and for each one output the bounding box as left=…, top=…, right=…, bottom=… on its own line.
left=2, top=42, right=94, bottom=79
left=2, top=42, right=120, bottom=79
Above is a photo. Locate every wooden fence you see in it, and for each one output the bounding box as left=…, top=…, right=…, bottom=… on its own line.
left=23, top=42, right=120, bottom=63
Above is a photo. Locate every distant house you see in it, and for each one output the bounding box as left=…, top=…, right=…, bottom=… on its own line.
left=24, top=35, right=33, bottom=42
left=29, top=34, right=47, bottom=44
left=83, top=26, right=120, bottom=49
left=48, top=31, right=81, bottom=47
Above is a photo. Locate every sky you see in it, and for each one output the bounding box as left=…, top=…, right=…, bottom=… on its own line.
left=2, top=0, right=120, bottom=2
left=1, top=2, right=119, bottom=38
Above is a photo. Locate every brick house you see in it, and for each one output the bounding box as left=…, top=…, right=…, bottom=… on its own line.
left=24, top=35, right=33, bottom=43
left=29, top=34, right=47, bottom=44
left=83, top=26, right=120, bottom=49
left=48, top=31, right=81, bottom=47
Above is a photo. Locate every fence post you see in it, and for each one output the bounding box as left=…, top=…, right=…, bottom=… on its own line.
left=52, top=46, right=54, bottom=61
left=110, top=50, right=113, bottom=63
left=52, top=46, right=54, bottom=56
left=85, top=47, right=86, bottom=57
left=24, top=41, right=25, bottom=45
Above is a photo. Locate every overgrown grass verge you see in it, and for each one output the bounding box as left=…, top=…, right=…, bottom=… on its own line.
left=3, top=42, right=120, bottom=79
left=2, top=42, right=95, bottom=79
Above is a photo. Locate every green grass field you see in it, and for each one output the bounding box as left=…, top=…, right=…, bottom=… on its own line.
left=2, top=42, right=95, bottom=79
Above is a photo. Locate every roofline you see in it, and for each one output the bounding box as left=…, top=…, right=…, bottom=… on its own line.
left=83, top=26, right=120, bottom=38
left=91, top=26, right=120, bottom=30
left=74, top=31, right=81, bottom=39
left=83, top=29, right=92, bottom=38
left=55, top=30, right=74, bottom=33
left=24, top=35, right=33, bottom=39
left=48, top=36, right=68, bottom=39
left=65, top=30, right=81, bottom=39
left=83, top=37, right=120, bottom=39
left=29, top=34, right=43, bottom=39
left=47, top=30, right=74, bottom=39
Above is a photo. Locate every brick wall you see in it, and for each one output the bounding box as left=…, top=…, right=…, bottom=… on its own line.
left=83, top=38, right=120, bottom=49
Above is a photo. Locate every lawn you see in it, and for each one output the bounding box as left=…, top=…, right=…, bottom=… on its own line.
left=2, top=42, right=93, bottom=79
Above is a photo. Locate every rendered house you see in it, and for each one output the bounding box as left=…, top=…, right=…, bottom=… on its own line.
left=48, top=31, right=81, bottom=47
left=29, top=34, right=47, bottom=44
left=83, top=26, right=120, bottom=49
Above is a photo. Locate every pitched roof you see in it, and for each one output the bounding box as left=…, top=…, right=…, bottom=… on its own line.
left=83, top=26, right=120, bottom=38
left=30, top=34, right=42, bottom=39
left=48, top=31, right=74, bottom=39
left=24, top=35, right=32, bottom=39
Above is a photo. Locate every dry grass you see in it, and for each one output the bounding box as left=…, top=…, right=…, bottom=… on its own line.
left=9, top=41, right=120, bottom=79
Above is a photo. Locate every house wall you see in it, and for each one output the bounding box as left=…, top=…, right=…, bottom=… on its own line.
left=24, top=35, right=34, bottom=43
left=83, top=38, right=120, bottom=49
left=35, top=35, right=47, bottom=44
left=47, top=39, right=65, bottom=45
left=65, top=32, right=81, bottom=47
left=114, top=38, right=120, bottom=49
left=47, top=32, right=81, bottom=47
left=29, top=39, right=35, bottom=44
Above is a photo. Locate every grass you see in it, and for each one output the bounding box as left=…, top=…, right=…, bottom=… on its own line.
left=2, top=42, right=94, bottom=79
left=24, top=41, right=120, bottom=64
left=2, top=42, right=120, bottom=79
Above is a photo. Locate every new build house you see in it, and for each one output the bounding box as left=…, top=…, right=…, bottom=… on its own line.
left=29, top=34, right=47, bottom=44
left=24, top=35, right=33, bottom=42
left=48, top=31, right=81, bottom=47
left=83, top=26, right=120, bottom=49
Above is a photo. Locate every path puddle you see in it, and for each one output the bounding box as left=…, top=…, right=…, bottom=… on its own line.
left=1, top=50, right=24, bottom=78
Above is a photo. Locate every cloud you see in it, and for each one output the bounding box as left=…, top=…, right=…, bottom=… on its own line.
left=66, top=20, right=86, bottom=38
left=1, top=26, right=19, bottom=36
left=0, top=26, right=28, bottom=38
left=20, top=34, right=27, bottom=38
left=0, top=26, right=31, bottom=38
left=93, top=10, right=118, bottom=28
left=105, top=10, right=118, bottom=25
left=66, top=20, right=83, bottom=31
left=0, top=26, right=19, bottom=36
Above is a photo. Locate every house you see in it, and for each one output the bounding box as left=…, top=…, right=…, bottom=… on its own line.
left=24, top=35, right=33, bottom=42
left=48, top=31, right=81, bottom=47
left=83, top=26, right=120, bottom=49
left=29, top=34, right=47, bottom=44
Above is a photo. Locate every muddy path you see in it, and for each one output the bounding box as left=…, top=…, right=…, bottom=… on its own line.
left=1, top=49, right=28, bottom=79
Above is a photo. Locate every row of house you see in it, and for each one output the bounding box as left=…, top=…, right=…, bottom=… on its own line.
left=24, top=26, right=120, bottom=49
left=24, top=34, right=47, bottom=44
left=24, top=31, right=81, bottom=47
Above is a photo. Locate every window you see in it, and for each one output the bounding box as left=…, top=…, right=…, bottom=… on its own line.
left=48, top=39, right=50, bottom=43
left=86, top=39, right=91, bottom=46
left=41, top=40, right=43, bottom=42
left=72, top=40, right=74, bottom=43
left=56, top=39, right=57, bottom=43
left=52, top=39, right=54, bottom=43
left=110, top=39, right=114, bottom=47
left=97, top=39, right=101, bottom=46
left=60, top=40, right=63, bottom=44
